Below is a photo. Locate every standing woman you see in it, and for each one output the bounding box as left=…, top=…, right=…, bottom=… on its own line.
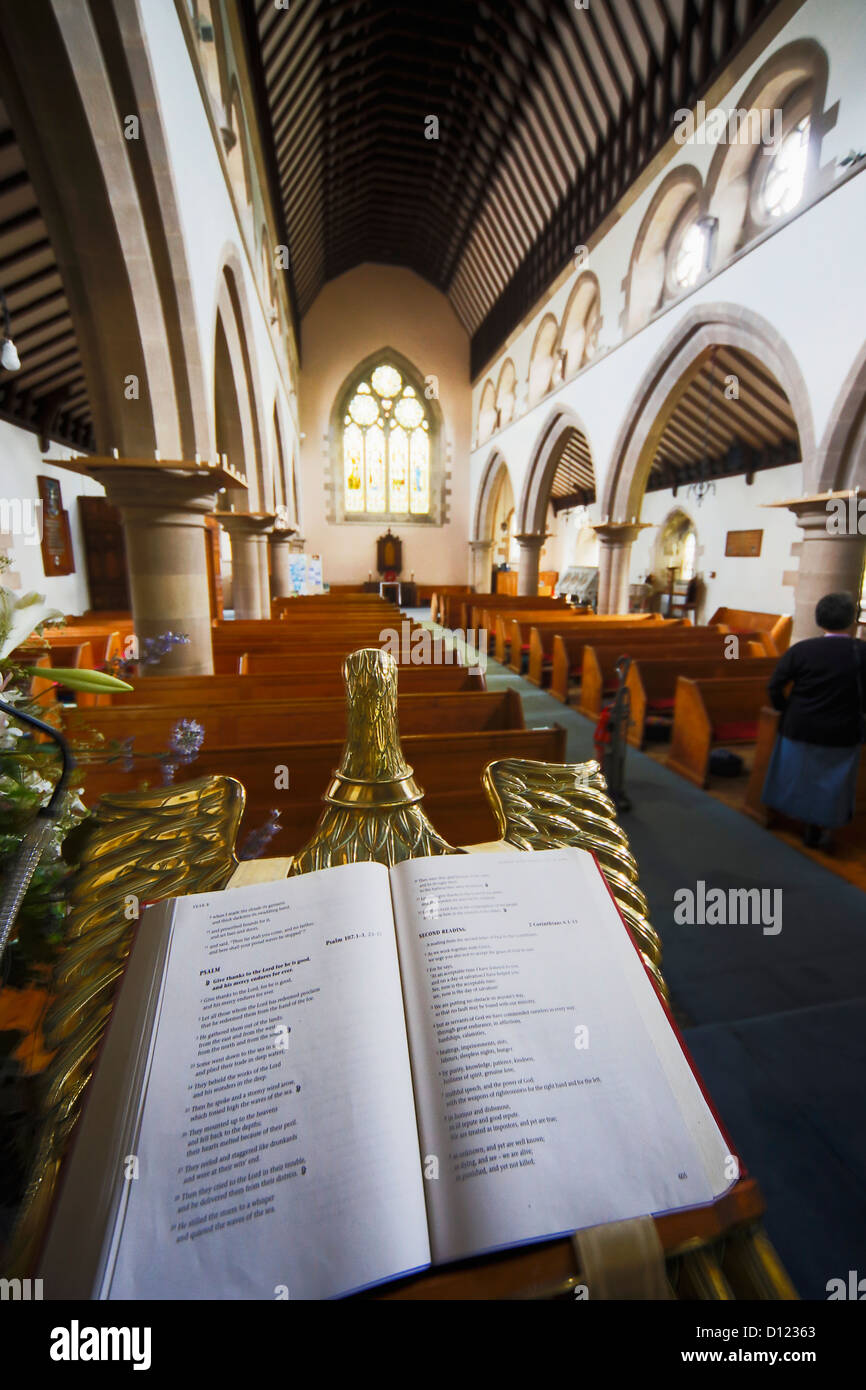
left=762, top=592, right=866, bottom=848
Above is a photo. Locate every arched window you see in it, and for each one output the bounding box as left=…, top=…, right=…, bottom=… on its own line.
left=340, top=360, right=433, bottom=520
left=756, top=115, right=811, bottom=220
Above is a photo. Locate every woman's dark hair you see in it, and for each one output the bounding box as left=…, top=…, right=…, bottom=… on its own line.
left=815, top=592, right=856, bottom=631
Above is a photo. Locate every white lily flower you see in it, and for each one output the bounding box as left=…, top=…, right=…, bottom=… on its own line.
left=0, top=585, right=65, bottom=660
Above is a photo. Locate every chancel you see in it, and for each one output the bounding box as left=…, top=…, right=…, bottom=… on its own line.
left=0, top=0, right=864, bottom=1332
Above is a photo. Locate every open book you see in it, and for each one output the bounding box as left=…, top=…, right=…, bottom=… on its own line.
left=40, top=848, right=736, bottom=1300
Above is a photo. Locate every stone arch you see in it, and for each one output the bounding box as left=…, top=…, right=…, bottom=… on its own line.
left=0, top=0, right=201, bottom=458
left=271, top=393, right=292, bottom=515
left=190, top=0, right=230, bottom=111
left=495, top=358, right=517, bottom=427
left=706, top=39, right=833, bottom=261
left=527, top=313, right=559, bottom=406
left=558, top=271, right=601, bottom=376
left=477, top=377, right=497, bottom=445
left=472, top=449, right=512, bottom=543
left=517, top=404, right=596, bottom=536
left=817, top=338, right=866, bottom=492
left=623, top=166, right=702, bottom=334
left=225, top=78, right=252, bottom=209
left=602, top=303, right=815, bottom=522
left=653, top=505, right=698, bottom=580
left=213, top=247, right=268, bottom=508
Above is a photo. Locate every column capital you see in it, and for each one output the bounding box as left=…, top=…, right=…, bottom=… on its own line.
left=468, top=538, right=493, bottom=552
left=592, top=520, right=652, bottom=546
left=515, top=532, right=546, bottom=550
left=212, top=511, right=276, bottom=536
left=765, top=490, right=863, bottom=537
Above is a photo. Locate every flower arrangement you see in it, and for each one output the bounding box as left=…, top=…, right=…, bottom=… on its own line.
left=0, top=582, right=134, bottom=980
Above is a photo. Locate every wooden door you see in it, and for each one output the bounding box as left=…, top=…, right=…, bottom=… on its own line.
left=78, top=496, right=130, bottom=611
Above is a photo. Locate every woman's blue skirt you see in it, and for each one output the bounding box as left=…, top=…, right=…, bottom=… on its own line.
left=762, top=735, right=861, bottom=828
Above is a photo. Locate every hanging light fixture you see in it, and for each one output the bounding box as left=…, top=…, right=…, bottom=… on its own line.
left=687, top=347, right=718, bottom=507
left=0, top=290, right=20, bottom=372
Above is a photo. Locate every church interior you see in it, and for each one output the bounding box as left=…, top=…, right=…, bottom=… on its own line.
left=0, top=0, right=865, bottom=1318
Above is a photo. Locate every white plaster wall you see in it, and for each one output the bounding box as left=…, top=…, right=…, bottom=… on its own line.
left=298, top=266, right=472, bottom=585
left=470, top=0, right=866, bottom=583
left=0, top=421, right=104, bottom=613
left=629, top=464, right=802, bottom=621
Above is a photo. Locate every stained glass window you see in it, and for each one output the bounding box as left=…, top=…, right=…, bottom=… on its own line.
left=341, top=362, right=432, bottom=518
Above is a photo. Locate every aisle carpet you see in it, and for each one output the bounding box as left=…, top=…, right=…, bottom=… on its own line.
left=414, top=614, right=866, bottom=1300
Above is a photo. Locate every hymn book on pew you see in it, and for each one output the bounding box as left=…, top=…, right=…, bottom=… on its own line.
left=41, top=849, right=737, bottom=1300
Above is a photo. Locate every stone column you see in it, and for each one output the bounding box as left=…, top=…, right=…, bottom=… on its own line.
left=256, top=531, right=271, bottom=616
left=290, top=535, right=306, bottom=554
left=468, top=539, right=493, bottom=592
left=780, top=494, right=866, bottom=640
left=269, top=529, right=296, bottom=598
left=217, top=513, right=274, bottom=619
left=593, top=521, right=651, bottom=614
left=516, top=533, right=545, bottom=595
left=90, top=465, right=221, bottom=677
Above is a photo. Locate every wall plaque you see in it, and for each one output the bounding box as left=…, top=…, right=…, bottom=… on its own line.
left=37, top=475, right=75, bottom=576
left=724, top=528, right=762, bottom=558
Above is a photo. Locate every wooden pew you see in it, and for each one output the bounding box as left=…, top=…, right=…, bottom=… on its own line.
left=466, top=594, right=568, bottom=635
left=63, top=689, right=525, bottom=751
left=30, top=626, right=122, bottom=667
left=626, top=656, right=776, bottom=748
left=80, top=724, right=566, bottom=853
left=549, top=626, right=752, bottom=705
left=430, top=587, right=476, bottom=625
left=506, top=613, right=665, bottom=675
left=708, top=606, right=792, bottom=655
left=14, top=640, right=105, bottom=708
left=526, top=617, right=679, bottom=686
left=578, top=633, right=761, bottom=722
left=100, top=666, right=488, bottom=706
left=237, top=639, right=460, bottom=677
left=666, top=676, right=770, bottom=787
left=272, top=595, right=391, bottom=619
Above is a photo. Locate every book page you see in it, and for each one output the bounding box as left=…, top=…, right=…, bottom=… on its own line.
left=101, top=862, right=429, bottom=1299
left=390, top=848, right=732, bottom=1266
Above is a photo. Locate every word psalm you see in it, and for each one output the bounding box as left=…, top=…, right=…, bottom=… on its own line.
left=673, top=881, right=782, bottom=936
left=50, top=1321, right=152, bottom=1371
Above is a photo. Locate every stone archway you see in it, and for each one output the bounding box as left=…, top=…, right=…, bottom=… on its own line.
left=599, top=303, right=814, bottom=613
left=213, top=250, right=268, bottom=509
left=603, top=303, right=814, bottom=522
left=515, top=405, right=596, bottom=596
left=817, top=339, right=866, bottom=493
left=470, top=449, right=512, bottom=591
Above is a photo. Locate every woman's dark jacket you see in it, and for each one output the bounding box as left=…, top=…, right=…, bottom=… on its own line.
left=768, top=634, right=866, bottom=747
